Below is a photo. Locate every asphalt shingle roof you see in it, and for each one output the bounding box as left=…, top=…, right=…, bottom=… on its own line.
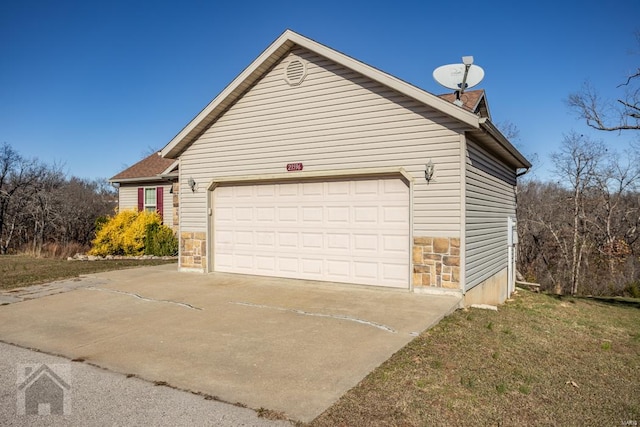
left=437, top=89, right=486, bottom=114
left=110, top=152, right=175, bottom=182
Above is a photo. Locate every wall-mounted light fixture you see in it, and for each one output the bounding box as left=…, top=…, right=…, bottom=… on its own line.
left=425, top=160, right=435, bottom=183
left=188, top=177, right=197, bottom=192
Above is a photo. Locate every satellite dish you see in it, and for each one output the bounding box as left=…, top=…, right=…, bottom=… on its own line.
left=433, top=61, right=484, bottom=91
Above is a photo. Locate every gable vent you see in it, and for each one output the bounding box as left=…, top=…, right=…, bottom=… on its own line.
left=284, top=59, right=307, bottom=86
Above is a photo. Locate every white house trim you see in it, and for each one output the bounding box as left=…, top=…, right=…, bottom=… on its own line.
left=206, top=166, right=414, bottom=191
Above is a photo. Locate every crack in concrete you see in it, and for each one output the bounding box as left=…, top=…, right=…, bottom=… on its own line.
left=86, top=287, right=202, bottom=310
left=230, top=301, right=396, bottom=333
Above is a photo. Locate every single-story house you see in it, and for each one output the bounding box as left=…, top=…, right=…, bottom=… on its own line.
left=109, top=152, right=179, bottom=231
left=143, top=30, right=529, bottom=305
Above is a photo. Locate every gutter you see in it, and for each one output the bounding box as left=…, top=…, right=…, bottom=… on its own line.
left=109, top=175, right=176, bottom=185
left=478, top=117, right=532, bottom=169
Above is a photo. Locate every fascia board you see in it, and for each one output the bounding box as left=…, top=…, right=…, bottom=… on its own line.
left=288, top=31, right=480, bottom=129
left=161, top=31, right=295, bottom=159
left=160, top=160, right=179, bottom=175
left=109, top=176, right=172, bottom=184
left=479, top=118, right=531, bottom=169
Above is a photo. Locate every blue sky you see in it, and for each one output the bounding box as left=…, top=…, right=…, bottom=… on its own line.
left=2, top=0, right=638, bottom=180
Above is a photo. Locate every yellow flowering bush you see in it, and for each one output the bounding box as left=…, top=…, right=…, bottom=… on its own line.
left=90, top=210, right=177, bottom=256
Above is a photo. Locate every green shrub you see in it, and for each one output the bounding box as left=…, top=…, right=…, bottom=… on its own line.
left=94, top=215, right=110, bottom=233
left=623, top=281, right=640, bottom=298
left=144, top=222, right=178, bottom=256
left=90, top=210, right=176, bottom=256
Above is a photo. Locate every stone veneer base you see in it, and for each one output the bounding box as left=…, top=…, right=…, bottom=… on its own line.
left=412, top=236, right=460, bottom=290
left=180, top=231, right=207, bottom=271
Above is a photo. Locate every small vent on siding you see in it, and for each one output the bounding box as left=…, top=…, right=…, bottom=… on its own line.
left=284, top=59, right=307, bottom=86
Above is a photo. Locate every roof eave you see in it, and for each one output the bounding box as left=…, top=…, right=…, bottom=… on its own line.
left=160, top=29, right=481, bottom=159
left=477, top=118, right=531, bottom=169
left=160, top=160, right=179, bottom=175
left=109, top=176, right=174, bottom=184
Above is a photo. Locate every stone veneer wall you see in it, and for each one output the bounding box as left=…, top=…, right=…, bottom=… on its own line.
left=171, top=182, right=179, bottom=232
left=180, top=232, right=206, bottom=270
left=412, top=237, right=460, bottom=289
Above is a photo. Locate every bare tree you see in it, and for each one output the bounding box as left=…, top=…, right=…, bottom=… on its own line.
left=550, top=133, right=606, bottom=295
left=517, top=180, right=573, bottom=289
left=568, top=34, right=640, bottom=132
left=0, top=142, right=117, bottom=256
left=28, top=164, right=65, bottom=255
left=0, top=143, right=47, bottom=254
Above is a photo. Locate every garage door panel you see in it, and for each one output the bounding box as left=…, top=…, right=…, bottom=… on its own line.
left=235, top=207, right=253, bottom=221
left=382, top=263, right=409, bottom=284
left=277, top=257, right=298, bottom=274
left=215, top=253, right=233, bottom=269
left=255, top=255, right=275, bottom=272
left=383, top=178, right=409, bottom=194
left=302, top=182, right=323, bottom=195
left=235, top=254, right=253, bottom=269
left=353, top=234, right=378, bottom=252
left=327, top=181, right=350, bottom=195
left=278, top=207, right=298, bottom=222
left=256, top=207, right=275, bottom=222
left=256, top=231, right=275, bottom=246
left=354, top=206, right=378, bottom=222
left=215, top=186, right=234, bottom=199
left=327, top=233, right=350, bottom=250
left=213, top=178, right=409, bottom=288
left=256, top=185, right=275, bottom=197
left=384, top=206, right=409, bottom=222
left=326, top=259, right=350, bottom=279
left=354, top=261, right=378, bottom=280
left=302, top=207, right=323, bottom=222
left=327, top=207, right=349, bottom=223
left=301, top=258, right=323, bottom=275
left=278, top=183, right=299, bottom=197
left=383, top=235, right=409, bottom=253
left=302, top=233, right=323, bottom=249
left=235, top=231, right=253, bottom=246
left=234, top=186, right=253, bottom=198
left=277, top=232, right=298, bottom=248
left=216, top=206, right=234, bottom=222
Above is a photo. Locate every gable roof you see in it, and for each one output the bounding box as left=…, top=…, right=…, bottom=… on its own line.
left=160, top=30, right=530, bottom=169
left=110, top=152, right=177, bottom=183
left=438, top=90, right=490, bottom=119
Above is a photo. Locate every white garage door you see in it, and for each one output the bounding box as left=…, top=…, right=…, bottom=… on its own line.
left=213, top=178, right=410, bottom=288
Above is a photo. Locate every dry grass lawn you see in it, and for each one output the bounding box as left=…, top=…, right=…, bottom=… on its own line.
left=311, top=290, right=640, bottom=426
left=0, top=255, right=176, bottom=290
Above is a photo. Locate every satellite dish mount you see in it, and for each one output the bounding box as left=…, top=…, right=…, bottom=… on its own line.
left=433, top=56, right=485, bottom=107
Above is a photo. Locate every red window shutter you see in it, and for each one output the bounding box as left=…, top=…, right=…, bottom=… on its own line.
left=137, top=188, right=144, bottom=212
left=156, top=186, right=164, bottom=221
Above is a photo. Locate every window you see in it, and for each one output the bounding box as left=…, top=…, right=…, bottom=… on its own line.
left=144, top=188, right=157, bottom=212
left=137, top=187, right=164, bottom=220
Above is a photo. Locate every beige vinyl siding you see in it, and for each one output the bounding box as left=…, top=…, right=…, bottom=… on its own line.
left=161, top=186, right=173, bottom=223
left=465, top=138, right=517, bottom=291
left=179, top=46, right=467, bottom=236
left=118, top=185, right=138, bottom=211
left=118, top=183, right=173, bottom=225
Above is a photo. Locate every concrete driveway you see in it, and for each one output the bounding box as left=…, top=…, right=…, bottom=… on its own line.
left=0, top=264, right=460, bottom=422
